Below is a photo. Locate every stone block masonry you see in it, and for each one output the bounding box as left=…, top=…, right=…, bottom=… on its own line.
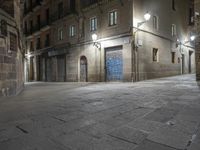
left=0, top=46, right=24, bottom=96
left=0, top=1, right=24, bottom=96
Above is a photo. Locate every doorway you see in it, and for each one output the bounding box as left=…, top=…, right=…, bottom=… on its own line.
left=105, top=46, right=123, bottom=81
left=182, top=54, right=185, bottom=74
left=189, top=51, right=193, bottom=73
left=80, top=56, right=88, bottom=82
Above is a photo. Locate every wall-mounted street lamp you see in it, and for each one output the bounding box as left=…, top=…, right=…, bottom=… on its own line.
left=177, top=35, right=196, bottom=46
left=190, top=35, right=196, bottom=42
left=137, top=12, right=151, bottom=28
left=92, top=33, right=102, bottom=81
left=132, top=12, right=151, bottom=82
left=177, top=35, right=196, bottom=74
left=92, top=33, right=101, bottom=48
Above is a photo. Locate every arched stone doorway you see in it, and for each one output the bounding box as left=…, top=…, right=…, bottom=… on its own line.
left=80, top=56, right=88, bottom=82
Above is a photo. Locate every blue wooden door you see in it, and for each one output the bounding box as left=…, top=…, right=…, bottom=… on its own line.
left=106, top=49, right=123, bottom=81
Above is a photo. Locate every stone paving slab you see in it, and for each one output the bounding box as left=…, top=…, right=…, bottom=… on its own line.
left=109, top=126, right=148, bottom=144
left=134, top=140, right=177, bottom=150
left=126, top=118, right=164, bottom=133
left=78, top=122, right=114, bottom=139
left=144, top=107, right=179, bottom=123
left=95, top=135, right=137, bottom=150
left=147, top=125, right=191, bottom=149
left=188, top=130, right=200, bottom=150
left=53, top=131, right=99, bottom=150
left=0, top=135, right=69, bottom=150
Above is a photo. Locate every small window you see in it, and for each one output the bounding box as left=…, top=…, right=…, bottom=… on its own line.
left=45, top=34, right=50, bottom=47
left=10, top=32, right=17, bottom=51
left=90, top=17, right=97, bottom=31
left=58, top=2, right=64, bottom=19
left=69, top=25, right=76, bottom=37
left=37, top=15, right=41, bottom=29
left=153, top=16, right=158, bottom=30
left=58, top=28, right=63, bottom=40
left=109, top=10, right=117, bottom=26
left=172, top=52, right=175, bottom=63
left=172, top=24, right=176, bottom=36
left=153, top=48, right=159, bottom=62
left=1, top=20, right=7, bottom=36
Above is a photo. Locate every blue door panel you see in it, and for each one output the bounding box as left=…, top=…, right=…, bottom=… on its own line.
left=106, top=50, right=123, bottom=81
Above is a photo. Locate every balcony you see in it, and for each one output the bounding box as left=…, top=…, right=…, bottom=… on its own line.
left=81, top=0, right=100, bottom=8
left=24, top=30, right=34, bottom=38
left=24, top=0, right=43, bottom=16
left=40, top=20, right=50, bottom=31
left=81, top=0, right=116, bottom=9
left=51, top=10, right=76, bottom=23
left=24, top=21, right=50, bottom=38
left=32, top=0, right=43, bottom=11
left=24, top=6, right=33, bottom=16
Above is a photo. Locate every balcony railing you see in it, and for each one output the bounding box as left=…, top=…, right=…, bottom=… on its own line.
left=50, top=10, right=76, bottom=23
left=81, top=0, right=116, bottom=9
left=24, top=21, right=50, bottom=37
left=81, top=0, right=101, bottom=8
left=32, top=0, right=43, bottom=10
left=24, top=0, right=43, bottom=16
left=24, top=6, right=33, bottom=16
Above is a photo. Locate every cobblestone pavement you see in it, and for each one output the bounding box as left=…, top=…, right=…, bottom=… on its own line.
left=0, top=74, right=200, bottom=150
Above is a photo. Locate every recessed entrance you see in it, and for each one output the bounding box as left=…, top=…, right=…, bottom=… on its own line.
left=80, top=56, right=88, bottom=82
left=189, top=51, right=193, bottom=73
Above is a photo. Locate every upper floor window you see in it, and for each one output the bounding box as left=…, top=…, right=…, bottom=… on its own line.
left=30, top=41, right=34, bottom=51
left=37, top=15, right=41, bottom=29
left=189, top=0, right=195, bottom=25
left=90, top=17, right=97, bottom=31
left=69, top=0, right=76, bottom=12
left=45, top=34, right=50, bottom=47
left=36, top=37, right=41, bottom=49
left=172, top=0, right=176, bottom=11
left=46, top=8, right=49, bottom=24
left=58, top=28, right=63, bottom=40
left=69, top=25, right=76, bottom=37
left=30, top=20, right=33, bottom=32
left=172, top=24, right=176, bottom=36
left=58, top=2, right=64, bottom=19
left=109, top=10, right=117, bottom=26
left=153, top=16, right=158, bottom=30
left=29, top=0, right=33, bottom=8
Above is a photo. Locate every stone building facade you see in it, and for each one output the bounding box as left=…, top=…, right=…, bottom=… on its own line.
left=0, top=0, right=24, bottom=96
left=195, top=0, right=200, bottom=80
left=23, top=0, right=196, bottom=82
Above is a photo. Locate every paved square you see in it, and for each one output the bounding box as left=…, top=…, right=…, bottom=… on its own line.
left=0, top=75, right=200, bottom=150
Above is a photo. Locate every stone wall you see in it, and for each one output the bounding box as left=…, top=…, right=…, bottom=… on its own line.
left=0, top=3, right=24, bottom=96
left=195, top=0, right=200, bottom=80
